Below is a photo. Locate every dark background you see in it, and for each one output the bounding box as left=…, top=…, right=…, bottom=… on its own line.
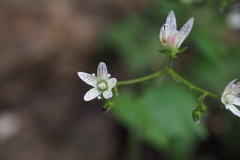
left=0, top=0, right=240, bottom=160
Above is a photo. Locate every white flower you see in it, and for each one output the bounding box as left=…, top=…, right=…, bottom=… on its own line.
left=78, top=62, right=117, bottom=101
left=221, top=79, right=240, bottom=117
left=159, top=11, right=194, bottom=53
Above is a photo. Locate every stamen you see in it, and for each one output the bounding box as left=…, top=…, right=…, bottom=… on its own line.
left=162, top=38, right=166, bottom=44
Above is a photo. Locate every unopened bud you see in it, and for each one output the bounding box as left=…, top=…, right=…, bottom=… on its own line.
left=192, top=110, right=201, bottom=124
left=101, top=102, right=114, bottom=113
left=200, top=104, right=207, bottom=113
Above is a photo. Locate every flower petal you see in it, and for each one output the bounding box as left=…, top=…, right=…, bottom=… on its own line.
left=78, top=72, right=95, bottom=86
left=97, top=62, right=108, bottom=78
left=224, top=79, right=237, bottom=93
left=165, top=11, right=177, bottom=38
left=233, top=97, right=240, bottom=106
left=159, top=24, right=167, bottom=46
left=84, top=88, right=101, bottom=101
left=178, top=17, right=194, bottom=47
left=103, top=90, right=113, bottom=99
left=108, top=78, right=117, bottom=89
left=221, top=94, right=226, bottom=105
left=227, top=104, right=240, bottom=117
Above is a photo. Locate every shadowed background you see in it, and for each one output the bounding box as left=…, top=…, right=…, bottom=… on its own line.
left=0, top=0, right=240, bottom=160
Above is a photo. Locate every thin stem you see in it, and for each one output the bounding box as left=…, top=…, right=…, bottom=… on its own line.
left=117, top=70, right=165, bottom=86
left=168, top=68, right=220, bottom=99
left=167, top=54, right=174, bottom=70
left=117, top=55, right=174, bottom=86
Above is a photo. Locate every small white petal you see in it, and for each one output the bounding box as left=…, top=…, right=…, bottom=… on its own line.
left=178, top=17, right=194, bottom=47
left=78, top=72, right=94, bottom=86
left=224, top=79, right=237, bottom=92
left=233, top=97, right=240, bottom=106
left=103, top=91, right=113, bottom=99
left=84, top=88, right=101, bottom=101
left=221, top=94, right=226, bottom=105
left=159, top=24, right=167, bottom=46
left=165, top=11, right=177, bottom=38
left=97, top=62, right=108, bottom=78
left=227, top=104, right=240, bottom=117
left=108, top=78, right=117, bottom=89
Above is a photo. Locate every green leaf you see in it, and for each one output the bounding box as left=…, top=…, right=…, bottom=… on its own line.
left=113, top=83, right=207, bottom=159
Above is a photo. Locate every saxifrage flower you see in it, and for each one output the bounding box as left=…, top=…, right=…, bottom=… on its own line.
left=159, top=11, right=194, bottom=53
left=78, top=62, right=117, bottom=101
left=221, top=79, right=240, bottom=117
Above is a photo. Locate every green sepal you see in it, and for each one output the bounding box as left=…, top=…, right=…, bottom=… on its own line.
left=158, top=49, right=170, bottom=54
left=176, top=47, right=188, bottom=54
left=219, top=101, right=224, bottom=109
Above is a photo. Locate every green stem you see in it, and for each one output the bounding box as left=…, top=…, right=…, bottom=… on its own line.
left=117, top=70, right=165, bottom=86
left=168, top=68, right=219, bottom=99
left=167, top=54, right=175, bottom=70
left=117, top=55, right=174, bottom=86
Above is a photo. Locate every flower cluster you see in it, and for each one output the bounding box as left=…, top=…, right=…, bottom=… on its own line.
left=77, top=10, right=240, bottom=121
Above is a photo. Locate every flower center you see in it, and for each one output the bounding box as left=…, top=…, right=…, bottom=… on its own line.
left=224, top=94, right=235, bottom=103
left=166, top=32, right=179, bottom=52
left=98, top=82, right=107, bottom=90
left=167, top=35, right=177, bottom=46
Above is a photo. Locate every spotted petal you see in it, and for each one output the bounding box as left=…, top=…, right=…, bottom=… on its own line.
left=233, top=97, right=240, bottom=106
left=178, top=17, right=194, bottom=47
left=159, top=24, right=166, bottom=46
left=103, top=90, right=113, bottom=99
left=84, top=88, right=101, bottom=101
left=226, top=79, right=240, bottom=95
left=78, top=72, right=95, bottom=87
left=108, top=78, right=117, bottom=89
left=227, top=104, right=240, bottom=117
left=165, top=11, right=177, bottom=38
left=97, top=62, right=108, bottom=78
left=224, top=79, right=237, bottom=93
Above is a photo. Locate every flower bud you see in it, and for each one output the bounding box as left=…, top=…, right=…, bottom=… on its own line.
left=192, top=110, right=201, bottom=124
left=101, top=102, right=114, bottom=113
left=200, top=104, right=207, bottom=113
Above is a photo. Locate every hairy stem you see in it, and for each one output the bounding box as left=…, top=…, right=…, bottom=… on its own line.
left=168, top=68, right=219, bottom=99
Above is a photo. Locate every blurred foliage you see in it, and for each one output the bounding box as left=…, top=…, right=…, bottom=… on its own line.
left=100, top=0, right=240, bottom=159
left=113, top=83, right=207, bottom=159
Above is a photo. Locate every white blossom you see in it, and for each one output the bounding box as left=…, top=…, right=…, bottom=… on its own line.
left=221, top=79, right=240, bottom=117
left=159, top=11, right=194, bottom=53
left=78, top=62, right=117, bottom=101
